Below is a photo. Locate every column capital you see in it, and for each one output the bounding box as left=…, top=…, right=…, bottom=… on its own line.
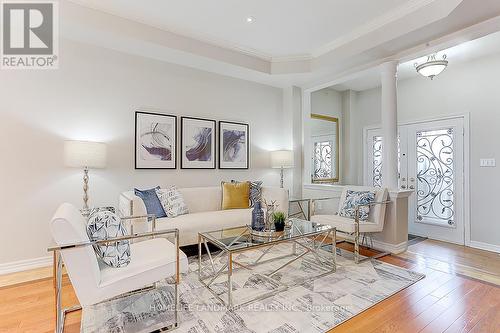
left=380, top=61, right=399, bottom=74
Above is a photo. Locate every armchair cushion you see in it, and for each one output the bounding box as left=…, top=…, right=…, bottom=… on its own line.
left=311, top=214, right=382, bottom=233
left=339, top=190, right=375, bottom=221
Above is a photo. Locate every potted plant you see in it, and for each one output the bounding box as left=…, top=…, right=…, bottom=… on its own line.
left=273, top=211, right=286, bottom=232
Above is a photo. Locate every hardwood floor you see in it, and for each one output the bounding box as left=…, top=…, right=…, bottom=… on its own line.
left=399, top=239, right=500, bottom=285
left=0, top=241, right=499, bottom=333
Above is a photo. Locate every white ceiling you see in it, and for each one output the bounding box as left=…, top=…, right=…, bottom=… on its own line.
left=63, top=0, right=500, bottom=88
left=69, top=0, right=410, bottom=59
left=330, top=29, right=500, bottom=92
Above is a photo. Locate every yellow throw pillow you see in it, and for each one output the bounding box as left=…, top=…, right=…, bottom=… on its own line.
left=221, top=181, right=250, bottom=210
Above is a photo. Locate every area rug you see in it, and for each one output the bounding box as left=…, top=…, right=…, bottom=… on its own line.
left=82, top=244, right=424, bottom=333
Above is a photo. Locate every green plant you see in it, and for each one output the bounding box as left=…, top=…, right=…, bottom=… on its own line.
left=273, top=211, right=286, bottom=231
left=272, top=211, right=286, bottom=223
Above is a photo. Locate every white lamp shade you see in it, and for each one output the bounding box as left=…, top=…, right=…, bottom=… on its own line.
left=271, top=150, right=294, bottom=169
left=64, top=140, right=107, bottom=169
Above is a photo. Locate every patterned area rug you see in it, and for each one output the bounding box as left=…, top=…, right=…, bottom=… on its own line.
left=82, top=244, right=424, bottom=333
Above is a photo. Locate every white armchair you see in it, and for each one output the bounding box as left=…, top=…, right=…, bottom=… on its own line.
left=48, top=203, right=189, bottom=333
left=310, top=186, right=389, bottom=263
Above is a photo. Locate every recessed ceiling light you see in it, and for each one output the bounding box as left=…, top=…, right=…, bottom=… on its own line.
left=246, top=16, right=255, bottom=23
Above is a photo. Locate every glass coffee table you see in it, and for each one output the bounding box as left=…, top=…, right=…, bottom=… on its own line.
left=198, top=218, right=336, bottom=308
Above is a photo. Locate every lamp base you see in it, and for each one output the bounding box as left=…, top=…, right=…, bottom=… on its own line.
left=280, top=167, right=284, bottom=188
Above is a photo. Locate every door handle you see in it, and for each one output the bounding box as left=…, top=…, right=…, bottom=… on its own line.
left=401, top=185, right=407, bottom=189
left=409, top=185, right=415, bottom=189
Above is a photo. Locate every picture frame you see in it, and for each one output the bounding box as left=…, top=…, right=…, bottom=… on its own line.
left=135, top=111, right=177, bottom=169
left=181, top=117, right=216, bottom=169
left=219, top=121, right=249, bottom=169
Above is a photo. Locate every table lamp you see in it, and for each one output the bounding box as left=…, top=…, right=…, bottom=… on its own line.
left=64, top=140, right=107, bottom=212
left=271, top=150, right=294, bottom=188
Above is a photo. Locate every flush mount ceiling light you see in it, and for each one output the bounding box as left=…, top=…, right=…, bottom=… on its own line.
left=414, top=53, right=448, bottom=80
left=246, top=16, right=256, bottom=23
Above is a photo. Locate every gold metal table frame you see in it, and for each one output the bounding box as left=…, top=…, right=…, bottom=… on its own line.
left=197, top=219, right=336, bottom=309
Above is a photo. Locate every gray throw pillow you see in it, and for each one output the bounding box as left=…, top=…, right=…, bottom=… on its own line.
left=339, top=190, right=375, bottom=221
left=87, top=210, right=131, bottom=268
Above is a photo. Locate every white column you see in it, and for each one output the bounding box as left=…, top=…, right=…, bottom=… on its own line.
left=380, top=61, right=399, bottom=189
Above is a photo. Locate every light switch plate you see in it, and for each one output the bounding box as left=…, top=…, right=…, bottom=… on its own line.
left=480, top=158, right=496, bottom=167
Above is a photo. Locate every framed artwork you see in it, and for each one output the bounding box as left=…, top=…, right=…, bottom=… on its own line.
left=219, top=121, right=249, bottom=169
left=135, top=111, right=177, bottom=169
left=181, top=117, right=216, bottom=169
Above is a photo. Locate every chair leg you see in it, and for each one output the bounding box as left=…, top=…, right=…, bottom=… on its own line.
left=354, top=218, right=360, bottom=264
left=174, top=279, right=179, bottom=328
left=55, top=251, right=63, bottom=333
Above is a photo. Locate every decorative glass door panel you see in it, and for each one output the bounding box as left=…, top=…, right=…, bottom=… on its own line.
left=372, top=135, right=383, bottom=188
left=415, top=128, right=455, bottom=227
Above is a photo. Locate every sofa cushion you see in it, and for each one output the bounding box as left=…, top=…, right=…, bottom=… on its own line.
left=222, top=181, right=250, bottom=210
left=178, top=187, right=222, bottom=213
left=154, top=209, right=252, bottom=246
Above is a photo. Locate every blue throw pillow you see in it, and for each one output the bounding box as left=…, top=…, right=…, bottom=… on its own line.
left=134, top=187, right=167, bottom=218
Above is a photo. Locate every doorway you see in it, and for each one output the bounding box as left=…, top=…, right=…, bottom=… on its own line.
left=365, top=116, right=466, bottom=245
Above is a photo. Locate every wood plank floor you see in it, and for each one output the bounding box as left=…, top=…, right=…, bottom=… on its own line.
left=0, top=242, right=499, bottom=333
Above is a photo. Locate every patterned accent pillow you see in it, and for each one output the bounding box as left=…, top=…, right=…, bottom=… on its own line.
left=156, top=186, right=189, bottom=218
left=231, top=180, right=263, bottom=207
left=249, top=181, right=263, bottom=207
left=134, top=187, right=167, bottom=218
left=339, top=190, right=376, bottom=221
left=87, top=210, right=131, bottom=268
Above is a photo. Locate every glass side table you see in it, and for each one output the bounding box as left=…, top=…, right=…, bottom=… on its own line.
left=288, top=197, right=335, bottom=220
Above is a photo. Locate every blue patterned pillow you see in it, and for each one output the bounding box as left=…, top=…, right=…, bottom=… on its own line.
left=134, top=187, right=167, bottom=218
left=87, top=210, right=131, bottom=268
left=339, top=190, right=375, bottom=221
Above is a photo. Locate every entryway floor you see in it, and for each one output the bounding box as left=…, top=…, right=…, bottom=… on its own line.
left=396, top=239, right=500, bottom=286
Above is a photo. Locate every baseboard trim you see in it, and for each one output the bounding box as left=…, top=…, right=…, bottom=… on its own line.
left=469, top=241, right=500, bottom=254
left=0, top=256, right=52, bottom=275
left=371, top=239, right=408, bottom=254
left=341, top=234, right=408, bottom=254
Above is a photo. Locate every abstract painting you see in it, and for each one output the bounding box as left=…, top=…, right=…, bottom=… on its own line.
left=219, top=121, right=249, bottom=169
left=135, top=111, right=177, bottom=169
left=181, top=117, right=216, bottom=169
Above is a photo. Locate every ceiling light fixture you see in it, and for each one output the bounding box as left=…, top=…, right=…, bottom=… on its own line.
left=414, top=53, right=448, bottom=80
left=246, top=16, right=255, bottom=23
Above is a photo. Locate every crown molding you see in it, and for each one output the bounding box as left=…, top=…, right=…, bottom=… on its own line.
left=311, top=0, right=461, bottom=57
left=68, top=0, right=462, bottom=65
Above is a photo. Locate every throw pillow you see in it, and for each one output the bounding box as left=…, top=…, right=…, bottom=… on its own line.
left=231, top=180, right=263, bottom=207
left=339, top=190, right=376, bottom=221
left=222, top=181, right=250, bottom=210
left=87, top=210, right=131, bottom=268
left=156, top=186, right=189, bottom=218
left=87, top=206, right=115, bottom=217
left=134, top=187, right=167, bottom=218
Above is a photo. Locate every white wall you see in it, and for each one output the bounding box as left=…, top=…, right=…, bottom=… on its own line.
left=0, top=38, right=290, bottom=265
left=350, top=53, right=500, bottom=249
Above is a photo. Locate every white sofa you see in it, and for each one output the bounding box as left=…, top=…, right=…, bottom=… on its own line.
left=119, top=186, right=289, bottom=246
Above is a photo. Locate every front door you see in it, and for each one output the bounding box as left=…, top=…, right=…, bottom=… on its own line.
left=365, top=117, right=465, bottom=245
